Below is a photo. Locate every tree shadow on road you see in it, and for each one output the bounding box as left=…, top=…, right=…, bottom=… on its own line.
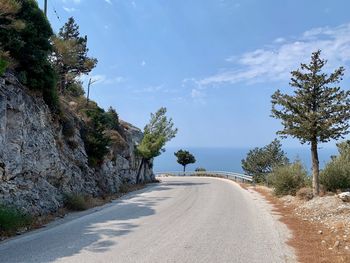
left=0, top=185, right=169, bottom=263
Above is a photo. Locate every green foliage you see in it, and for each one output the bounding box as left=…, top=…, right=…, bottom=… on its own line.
left=0, top=204, right=32, bottom=234
left=61, top=117, right=75, bottom=138
left=174, top=149, right=196, bottom=172
left=241, top=139, right=289, bottom=183
left=81, top=106, right=112, bottom=167
left=271, top=50, right=350, bottom=194
left=104, top=107, right=119, bottom=130
left=0, top=0, right=59, bottom=112
left=320, top=141, right=350, bottom=191
left=137, top=107, right=177, bottom=160
left=66, top=81, right=85, bottom=97
left=64, top=193, right=88, bottom=211
left=0, top=0, right=25, bottom=31
left=0, top=57, right=8, bottom=76
left=269, top=161, right=309, bottom=196
left=52, top=17, right=97, bottom=92
left=195, top=167, right=206, bottom=172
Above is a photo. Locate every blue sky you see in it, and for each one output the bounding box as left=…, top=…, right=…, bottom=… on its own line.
left=40, top=0, right=350, bottom=149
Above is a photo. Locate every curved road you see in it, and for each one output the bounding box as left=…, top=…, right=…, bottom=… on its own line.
left=0, top=177, right=295, bottom=263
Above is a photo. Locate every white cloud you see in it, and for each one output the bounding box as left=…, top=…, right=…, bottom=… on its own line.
left=62, top=0, right=81, bottom=4
left=105, top=0, right=112, bottom=5
left=200, top=23, right=350, bottom=86
left=63, top=7, right=76, bottom=12
left=191, top=89, right=206, bottom=104
left=80, top=74, right=125, bottom=85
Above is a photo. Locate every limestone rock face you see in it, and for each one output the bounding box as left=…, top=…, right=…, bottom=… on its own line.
left=0, top=73, right=154, bottom=215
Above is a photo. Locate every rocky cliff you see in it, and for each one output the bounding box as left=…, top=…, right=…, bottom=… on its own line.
left=0, top=73, right=154, bottom=215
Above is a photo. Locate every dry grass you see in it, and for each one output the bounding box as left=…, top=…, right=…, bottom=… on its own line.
left=0, top=183, right=147, bottom=241
left=255, top=187, right=350, bottom=263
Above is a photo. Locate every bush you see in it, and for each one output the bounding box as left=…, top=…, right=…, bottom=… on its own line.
left=104, top=107, right=119, bottom=130
left=320, top=162, right=350, bottom=192
left=195, top=167, right=206, bottom=172
left=61, top=117, right=75, bottom=138
left=64, top=193, right=88, bottom=211
left=296, top=187, right=314, bottom=201
left=320, top=141, right=350, bottom=192
left=66, top=82, right=85, bottom=97
left=242, top=139, right=289, bottom=183
left=0, top=58, right=8, bottom=76
left=269, top=161, right=308, bottom=196
left=0, top=0, right=59, bottom=113
left=80, top=106, right=114, bottom=167
left=0, top=204, right=32, bottom=234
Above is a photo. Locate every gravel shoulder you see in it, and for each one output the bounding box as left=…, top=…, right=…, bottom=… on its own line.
left=255, top=186, right=350, bottom=262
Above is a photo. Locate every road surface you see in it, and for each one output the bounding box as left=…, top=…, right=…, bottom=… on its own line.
left=0, top=177, right=295, bottom=263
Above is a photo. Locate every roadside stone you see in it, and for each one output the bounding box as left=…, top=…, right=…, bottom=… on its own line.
left=333, top=240, right=340, bottom=249
left=318, top=230, right=323, bottom=234
left=338, top=192, right=350, bottom=202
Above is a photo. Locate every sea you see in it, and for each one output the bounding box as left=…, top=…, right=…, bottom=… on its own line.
left=153, top=147, right=339, bottom=173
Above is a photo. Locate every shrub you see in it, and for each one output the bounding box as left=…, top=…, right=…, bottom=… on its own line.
left=0, top=204, right=32, bottom=234
left=66, top=82, right=85, bottom=97
left=0, top=57, right=8, bottom=76
left=61, top=117, right=75, bottom=138
left=195, top=167, right=206, bottom=172
left=320, top=162, right=350, bottom=192
left=104, top=107, right=119, bottom=130
left=0, top=0, right=59, bottom=112
left=64, top=193, right=88, bottom=211
left=269, top=161, right=308, bottom=196
left=242, top=139, right=289, bottom=183
left=80, top=106, right=113, bottom=167
left=320, top=141, right=350, bottom=192
left=296, top=187, right=314, bottom=201
left=119, top=184, right=131, bottom=193
left=67, top=139, right=79, bottom=150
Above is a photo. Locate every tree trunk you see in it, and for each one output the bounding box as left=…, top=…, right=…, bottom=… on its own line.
left=183, top=165, right=186, bottom=176
left=136, top=158, right=144, bottom=184
left=311, top=140, right=320, bottom=196
left=143, top=160, right=147, bottom=182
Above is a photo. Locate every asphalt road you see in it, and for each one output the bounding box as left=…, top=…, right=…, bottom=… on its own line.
left=0, top=177, right=295, bottom=263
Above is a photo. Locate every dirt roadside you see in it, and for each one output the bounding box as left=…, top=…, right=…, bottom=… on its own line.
left=253, top=186, right=350, bottom=263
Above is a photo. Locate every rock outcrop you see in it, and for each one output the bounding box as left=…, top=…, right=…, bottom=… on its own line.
left=0, top=73, right=154, bottom=215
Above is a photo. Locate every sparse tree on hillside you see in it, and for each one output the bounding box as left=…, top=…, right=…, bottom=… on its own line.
left=241, top=139, right=289, bottom=183
left=271, top=50, right=350, bottom=195
left=0, top=0, right=58, bottom=112
left=52, top=17, right=97, bottom=92
left=174, top=150, right=196, bottom=174
left=0, top=0, right=25, bottom=75
left=0, top=0, right=25, bottom=30
left=136, top=107, right=178, bottom=183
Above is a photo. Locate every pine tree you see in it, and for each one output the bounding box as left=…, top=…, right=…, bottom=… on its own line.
left=271, top=50, right=350, bottom=195
left=174, top=150, right=196, bottom=174
left=136, top=107, right=178, bottom=183
left=241, top=139, right=289, bottom=183
left=53, top=17, right=97, bottom=92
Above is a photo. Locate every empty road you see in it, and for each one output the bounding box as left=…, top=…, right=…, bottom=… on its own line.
left=0, top=177, right=295, bottom=263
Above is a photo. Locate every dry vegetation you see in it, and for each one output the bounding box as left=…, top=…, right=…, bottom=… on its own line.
left=254, top=186, right=350, bottom=263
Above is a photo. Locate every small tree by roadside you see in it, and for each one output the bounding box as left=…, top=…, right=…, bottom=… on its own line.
left=241, top=139, right=289, bottom=183
left=136, top=107, right=177, bottom=183
left=271, top=50, right=350, bottom=196
left=174, top=150, right=196, bottom=174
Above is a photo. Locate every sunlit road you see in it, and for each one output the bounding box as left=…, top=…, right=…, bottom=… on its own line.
left=0, top=177, right=295, bottom=263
